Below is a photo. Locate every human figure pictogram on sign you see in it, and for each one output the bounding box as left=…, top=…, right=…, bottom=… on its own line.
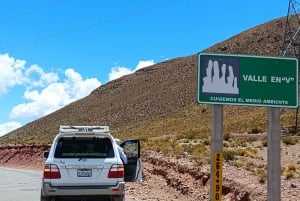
left=202, top=59, right=239, bottom=94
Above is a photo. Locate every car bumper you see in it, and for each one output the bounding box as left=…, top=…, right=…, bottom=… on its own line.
left=41, top=182, right=125, bottom=197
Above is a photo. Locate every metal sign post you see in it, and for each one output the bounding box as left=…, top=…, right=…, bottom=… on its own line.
left=210, top=105, right=224, bottom=201
left=267, top=108, right=281, bottom=201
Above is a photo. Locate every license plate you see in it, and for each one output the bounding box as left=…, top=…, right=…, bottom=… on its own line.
left=77, top=169, right=92, bottom=177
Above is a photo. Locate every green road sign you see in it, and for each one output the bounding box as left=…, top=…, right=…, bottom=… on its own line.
left=197, top=53, right=298, bottom=108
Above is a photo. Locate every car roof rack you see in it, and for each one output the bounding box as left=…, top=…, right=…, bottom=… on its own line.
left=59, top=125, right=110, bottom=133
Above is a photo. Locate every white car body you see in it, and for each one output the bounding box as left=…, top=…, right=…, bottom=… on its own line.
left=40, top=125, right=142, bottom=201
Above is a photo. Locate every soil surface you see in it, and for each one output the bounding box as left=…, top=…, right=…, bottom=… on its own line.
left=0, top=141, right=299, bottom=201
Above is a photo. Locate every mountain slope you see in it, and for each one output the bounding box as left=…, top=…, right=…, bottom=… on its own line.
left=0, top=15, right=297, bottom=145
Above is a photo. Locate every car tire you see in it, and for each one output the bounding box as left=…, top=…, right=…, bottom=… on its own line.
left=40, top=197, right=52, bottom=201
left=40, top=193, right=54, bottom=201
left=111, top=195, right=125, bottom=201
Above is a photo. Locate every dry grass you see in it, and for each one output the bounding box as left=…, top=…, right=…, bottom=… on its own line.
left=282, top=164, right=300, bottom=180
left=113, top=104, right=297, bottom=148
left=112, top=105, right=299, bottom=182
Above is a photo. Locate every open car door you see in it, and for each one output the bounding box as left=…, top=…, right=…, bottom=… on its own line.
left=120, top=140, right=142, bottom=182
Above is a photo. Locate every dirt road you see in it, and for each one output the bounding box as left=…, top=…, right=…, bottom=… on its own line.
left=0, top=167, right=42, bottom=201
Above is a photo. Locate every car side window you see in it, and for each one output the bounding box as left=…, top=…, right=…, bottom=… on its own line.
left=121, top=140, right=140, bottom=158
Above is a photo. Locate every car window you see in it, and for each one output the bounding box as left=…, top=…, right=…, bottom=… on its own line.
left=121, top=140, right=140, bottom=158
left=54, top=137, right=114, bottom=158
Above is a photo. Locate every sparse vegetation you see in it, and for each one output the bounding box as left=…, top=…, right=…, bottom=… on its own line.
left=202, top=137, right=211, bottom=145
left=262, top=140, right=268, bottom=147
left=223, top=149, right=236, bottom=161
left=284, top=170, right=295, bottom=180
left=282, top=136, right=298, bottom=145
left=233, top=158, right=249, bottom=168
left=223, top=132, right=233, bottom=141
left=237, top=147, right=258, bottom=158
left=256, top=168, right=267, bottom=183
left=182, top=131, right=198, bottom=140
left=282, top=164, right=300, bottom=180
left=250, top=127, right=263, bottom=134
left=287, top=164, right=297, bottom=171
left=190, top=144, right=209, bottom=165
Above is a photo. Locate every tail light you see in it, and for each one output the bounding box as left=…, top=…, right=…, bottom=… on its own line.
left=43, top=164, right=61, bottom=179
left=108, top=164, right=124, bottom=178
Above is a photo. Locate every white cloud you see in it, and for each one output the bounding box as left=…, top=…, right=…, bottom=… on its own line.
left=25, top=64, right=59, bottom=87
left=109, top=59, right=155, bottom=81
left=10, top=68, right=101, bottom=121
left=0, top=122, right=22, bottom=137
left=64, top=68, right=101, bottom=99
left=136, top=60, right=154, bottom=70
left=109, top=66, right=132, bottom=81
left=0, top=54, right=59, bottom=96
left=0, top=53, right=26, bottom=95
left=0, top=54, right=154, bottom=137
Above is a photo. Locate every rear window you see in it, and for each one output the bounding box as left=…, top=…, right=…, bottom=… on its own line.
left=54, top=137, right=114, bottom=158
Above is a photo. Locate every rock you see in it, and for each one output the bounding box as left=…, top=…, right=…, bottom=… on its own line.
left=291, top=183, right=297, bottom=188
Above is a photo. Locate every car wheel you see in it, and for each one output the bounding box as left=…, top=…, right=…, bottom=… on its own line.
left=110, top=195, right=125, bottom=201
left=40, top=196, right=52, bottom=201
left=40, top=193, right=54, bottom=201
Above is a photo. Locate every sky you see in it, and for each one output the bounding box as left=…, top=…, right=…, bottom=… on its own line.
left=0, top=0, right=291, bottom=136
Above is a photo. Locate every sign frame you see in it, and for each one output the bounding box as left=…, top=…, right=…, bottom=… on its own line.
left=197, top=53, right=298, bottom=108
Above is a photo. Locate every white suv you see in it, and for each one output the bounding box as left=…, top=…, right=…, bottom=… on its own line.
left=40, top=125, right=142, bottom=201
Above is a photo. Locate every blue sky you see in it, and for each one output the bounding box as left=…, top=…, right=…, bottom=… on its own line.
left=0, top=0, right=289, bottom=136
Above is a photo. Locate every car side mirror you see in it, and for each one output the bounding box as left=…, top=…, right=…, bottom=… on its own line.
left=43, top=151, right=49, bottom=158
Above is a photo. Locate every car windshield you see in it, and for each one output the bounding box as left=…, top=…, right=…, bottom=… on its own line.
left=54, top=137, right=114, bottom=158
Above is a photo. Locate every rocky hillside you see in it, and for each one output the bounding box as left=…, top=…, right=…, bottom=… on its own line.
left=0, top=15, right=298, bottom=145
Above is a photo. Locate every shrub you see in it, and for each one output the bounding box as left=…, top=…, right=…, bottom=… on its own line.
left=175, top=134, right=185, bottom=140
left=146, top=139, right=173, bottom=154
left=223, top=142, right=229, bottom=148
left=233, top=159, right=247, bottom=168
left=250, top=127, right=263, bottom=134
left=262, top=140, right=267, bottom=147
left=235, top=139, right=248, bottom=147
left=256, top=168, right=267, bottom=183
left=282, top=136, right=298, bottom=145
left=288, top=164, right=297, bottom=171
left=237, top=147, right=258, bottom=158
left=223, top=133, right=232, bottom=141
left=190, top=145, right=209, bottom=165
left=202, top=138, right=211, bottom=145
left=181, top=143, right=195, bottom=153
left=284, top=170, right=295, bottom=180
left=139, top=137, right=148, bottom=142
left=182, top=139, right=190, bottom=143
left=172, top=145, right=184, bottom=159
left=184, top=131, right=198, bottom=140
left=223, top=149, right=236, bottom=161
